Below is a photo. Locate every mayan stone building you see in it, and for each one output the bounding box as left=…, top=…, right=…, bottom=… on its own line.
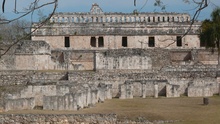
left=31, top=3, right=201, bottom=50
left=1, top=3, right=220, bottom=113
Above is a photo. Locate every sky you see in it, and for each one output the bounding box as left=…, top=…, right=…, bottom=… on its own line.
left=0, top=0, right=220, bottom=22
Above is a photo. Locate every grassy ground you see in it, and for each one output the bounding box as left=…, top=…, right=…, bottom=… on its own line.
left=3, top=96, right=220, bottom=124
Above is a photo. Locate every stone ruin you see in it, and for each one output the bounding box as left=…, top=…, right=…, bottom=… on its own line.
left=4, top=81, right=112, bottom=111
left=0, top=40, right=220, bottom=112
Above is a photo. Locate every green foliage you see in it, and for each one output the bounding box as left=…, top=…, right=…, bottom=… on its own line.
left=199, top=7, right=220, bottom=48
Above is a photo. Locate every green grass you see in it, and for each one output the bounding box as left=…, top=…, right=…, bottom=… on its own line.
left=3, top=97, right=220, bottom=124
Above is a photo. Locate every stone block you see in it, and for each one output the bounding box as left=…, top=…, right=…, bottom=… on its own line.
left=119, top=81, right=133, bottom=99
left=5, top=98, right=35, bottom=111
left=166, top=84, right=180, bottom=97
left=188, top=86, right=213, bottom=97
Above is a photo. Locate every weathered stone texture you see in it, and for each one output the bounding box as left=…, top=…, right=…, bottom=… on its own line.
left=15, top=40, right=50, bottom=54
left=0, top=70, right=33, bottom=86
left=166, top=84, right=180, bottom=97
left=0, top=114, right=117, bottom=124
left=3, top=79, right=112, bottom=111
left=5, top=98, right=35, bottom=111
left=1, top=46, right=220, bottom=111
left=30, top=4, right=200, bottom=50
left=1, top=41, right=218, bottom=71
left=187, top=78, right=218, bottom=97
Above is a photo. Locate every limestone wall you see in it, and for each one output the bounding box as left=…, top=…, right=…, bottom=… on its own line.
left=5, top=98, right=35, bottom=111
left=32, top=4, right=200, bottom=50
left=0, top=114, right=117, bottom=124
left=188, top=86, right=213, bottom=97
left=187, top=78, right=218, bottom=97
left=95, top=49, right=170, bottom=70
left=7, top=85, right=57, bottom=106
left=1, top=41, right=218, bottom=71
left=197, top=50, right=218, bottom=65
left=166, top=84, right=180, bottom=97
left=32, top=34, right=200, bottom=50
left=51, top=50, right=95, bottom=70
left=15, top=54, right=54, bottom=70
left=3, top=80, right=112, bottom=111
left=96, top=53, right=152, bottom=70
left=0, top=70, right=33, bottom=86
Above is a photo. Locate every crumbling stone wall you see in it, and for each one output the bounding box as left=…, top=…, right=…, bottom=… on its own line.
left=1, top=40, right=218, bottom=71
left=0, top=114, right=117, bottom=124
left=51, top=50, right=95, bottom=70
left=187, top=78, right=218, bottom=97
left=3, top=80, right=112, bottom=111
left=119, top=80, right=167, bottom=99
left=1, top=47, right=220, bottom=112
left=0, top=70, right=33, bottom=86
left=95, top=48, right=170, bottom=70
left=4, top=98, right=35, bottom=111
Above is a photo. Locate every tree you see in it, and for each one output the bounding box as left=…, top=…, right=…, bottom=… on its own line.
left=199, top=7, right=220, bottom=48
left=0, top=19, right=31, bottom=44
left=0, top=0, right=58, bottom=57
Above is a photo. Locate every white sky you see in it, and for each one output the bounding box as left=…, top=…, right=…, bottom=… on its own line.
left=1, top=0, right=220, bottom=21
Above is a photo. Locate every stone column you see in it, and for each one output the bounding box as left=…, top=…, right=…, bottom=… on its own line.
left=76, top=92, right=83, bottom=109
left=64, top=17, right=68, bottom=22
left=75, top=17, right=78, bottom=23
left=119, top=84, right=126, bottom=99
left=126, top=81, right=133, bottom=99
left=54, top=17, right=58, bottom=22
left=141, top=81, right=146, bottom=98
left=70, top=17, right=73, bottom=23
left=121, top=16, right=124, bottom=23
left=166, top=84, right=172, bottom=97
left=154, top=82, right=158, bottom=98
left=86, top=88, right=91, bottom=106
left=124, top=16, right=127, bottom=22
left=93, top=16, right=96, bottom=22
left=106, top=84, right=112, bottom=99
left=95, top=36, right=99, bottom=48
left=91, top=90, right=98, bottom=104
left=219, top=83, right=220, bottom=96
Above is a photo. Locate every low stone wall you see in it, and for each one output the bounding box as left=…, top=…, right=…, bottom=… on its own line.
left=0, top=114, right=117, bottom=124
left=0, top=113, right=180, bottom=124
left=4, top=98, right=35, bottom=111
left=3, top=82, right=112, bottom=111
left=119, top=80, right=167, bottom=99
left=0, top=70, right=33, bottom=86
left=187, top=77, right=218, bottom=97
left=188, top=86, right=213, bottom=97
left=43, top=90, right=99, bottom=111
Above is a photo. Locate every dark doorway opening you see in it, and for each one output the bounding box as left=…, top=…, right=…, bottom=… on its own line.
left=122, top=37, right=128, bottom=47
left=90, top=37, right=96, bottom=47
left=148, top=37, right=155, bottom=47
left=176, top=36, right=182, bottom=47
left=98, top=37, right=104, bottom=47
left=65, top=37, right=70, bottom=47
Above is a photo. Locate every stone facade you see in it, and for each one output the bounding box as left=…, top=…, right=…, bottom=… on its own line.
left=31, top=3, right=201, bottom=50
